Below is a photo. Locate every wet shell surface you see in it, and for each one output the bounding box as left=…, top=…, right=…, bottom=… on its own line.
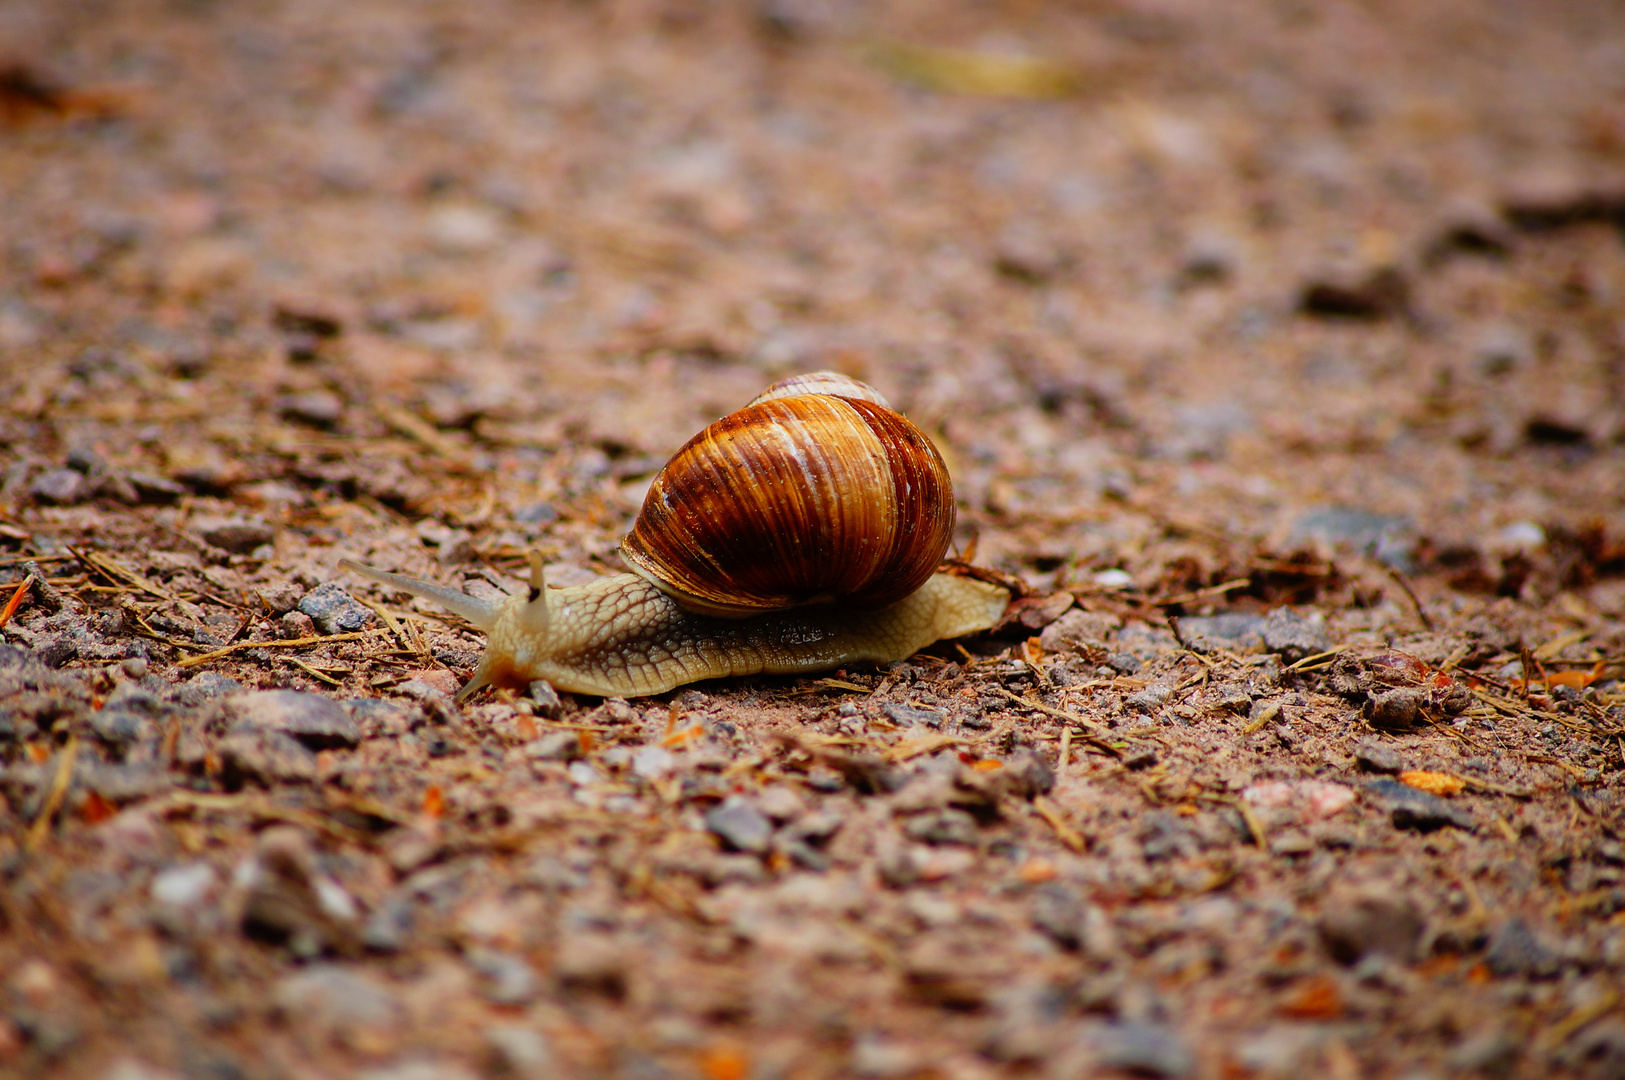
left=619, top=374, right=956, bottom=617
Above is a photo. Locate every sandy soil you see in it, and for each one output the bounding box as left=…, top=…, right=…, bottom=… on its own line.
left=2, top=1, right=1624, bottom=1078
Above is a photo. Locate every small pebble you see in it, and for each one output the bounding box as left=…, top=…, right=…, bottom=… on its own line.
left=465, top=948, right=540, bottom=1005
left=1364, top=778, right=1475, bottom=832
left=882, top=703, right=943, bottom=728
left=275, top=390, right=344, bottom=427
left=483, top=1025, right=554, bottom=1080
left=194, top=517, right=275, bottom=554
left=527, top=680, right=563, bottom=718
left=1261, top=608, right=1331, bottom=663
left=30, top=468, right=86, bottom=505
left=150, top=862, right=218, bottom=908
left=297, top=583, right=375, bottom=635
left=525, top=732, right=582, bottom=763
left=1353, top=738, right=1403, bottom=773
left=177, top=672, right=242, bottom=705
left=1079, top=1021, right=1195, bottom=1079
left=1484, top=917, right=1562, bottom=979
left=256, top=580, right=304, bottom=615
left=705, top=796, right=773, bottom=853
left=1318, top=887, right=1423, bottom=963
left=273, top=964, right=401, bottom=1029
left=223, top=689, right=361, bottom=749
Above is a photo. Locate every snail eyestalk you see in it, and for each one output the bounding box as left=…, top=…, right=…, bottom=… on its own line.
left=336, top=558, right=500, bottom=631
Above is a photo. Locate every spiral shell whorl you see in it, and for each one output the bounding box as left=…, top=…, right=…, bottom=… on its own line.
left=620, top=376, right=956, bottom=617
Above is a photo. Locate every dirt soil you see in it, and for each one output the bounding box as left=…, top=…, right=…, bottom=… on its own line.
left=3, top=1, right=1625, bottom=1078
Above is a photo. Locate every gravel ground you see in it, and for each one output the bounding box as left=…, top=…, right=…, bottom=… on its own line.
left=2, top=1, right=1625, bottom=1078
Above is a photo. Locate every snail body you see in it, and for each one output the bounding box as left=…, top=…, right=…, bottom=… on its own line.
left=340, top=373, right=1012, bottom=699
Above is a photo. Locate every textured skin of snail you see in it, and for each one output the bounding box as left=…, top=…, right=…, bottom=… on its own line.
left=337, top=557, right=1011, bottom=699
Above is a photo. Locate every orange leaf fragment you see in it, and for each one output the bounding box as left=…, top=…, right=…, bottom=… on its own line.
left=1399, top=770, right=1466, bottom=797
left=971, top=759, right=1004, bottom=772
left=1278, top=974, right=1343, bottom=1020
left=25, top=743, right=50, bottom=764
left=80, top=790, right=116, bottom=824
left=421, top=784, right=445, bottom=818
left=1018, top=859, right=1058, bottom=883
left=700, top=1046, right=748, bottom=1080
left=661, top=724, right=704, bottom=748
left=0, top=574, right=31, bottom=629
left=516, top=715, right=539, bottom=741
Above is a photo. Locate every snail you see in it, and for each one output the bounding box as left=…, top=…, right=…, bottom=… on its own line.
left=339, top=373, right=1012, bottom=700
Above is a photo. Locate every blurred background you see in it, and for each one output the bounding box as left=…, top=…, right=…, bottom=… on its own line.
left=1, top=0, right=1622, bottom=596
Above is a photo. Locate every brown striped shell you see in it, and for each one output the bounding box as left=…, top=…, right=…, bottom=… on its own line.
left=620, top=373, right=957, bottom=618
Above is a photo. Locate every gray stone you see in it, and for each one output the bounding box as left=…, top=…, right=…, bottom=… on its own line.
left=80, top=761, right=172, bottom=802
left=1127, top=685, right=1171, bottom=711
left=355, top=1062, right=478, bottom=1080
left=1485, top=917, right=1561, bottom=979
left=705, top=796, right=773, bottom=853
left=217, top=729, right=319, bottom=786
left=1078, top=1021, right=1194, bottom=1079
left=903, top=808, right=980, bottom=846
left=995, top=747, right=1055, bottom=799
left=103, top=1060, right=185, bottom=1080
left=1354, top=737, right=1404, bottom=773
left=361, top=896, right=414, bottom=953
left=273, top=964, right=401, bottom=1028
left=223, top=689, right=360, bottom=749
left=1106, top=652, right=1143, bottom=675
left=1288, top=506, right=1417, bottom=570
left=1318, top=886, right=1424, bottom=964
left=1447, top=1028, right=1520, bottom=1074
left=552, top=934, right=628, bottom=997
left=466, top=947, right=540, bottom=1005
left=31, top=467, right=86, bottom=505
left=1364, top=778, right=1475, bottom=832
left=256, top=581, right=304, bottom=615
left=1261, top=608, right=1331, bottom=663
left=90, top=708, right=156, bottom=749
left=851, top=1034, right=920, bottom=1078
left=177, top=672, right=242, bottom=706
left=1365, top=688, right=1427, bottom=731
left=1031, top=882, right=1088, bottom=949
left=126, top=472, right=187, bottom=502
left=195, top=517, right=276, bottom=554
left=150, top=862, right=218, bottom=908
left=1175, top=613, right=1267, bottom=650
left=755, top=785, right=806, bottom=821
left=275, top=390, right=344, bottom=427
left=527, top=680, right=563, bottom=718
left=524, top=732, right=582, bottom=762
left=484, top=1024, right=554, bottom=1080
left=1038, top=609, right=1122, bottom=653
left=882, top=703, right=944, bottom=728
left=280, top=611, right=316, bottom=638
left=297, top=583, right=375, bottom=634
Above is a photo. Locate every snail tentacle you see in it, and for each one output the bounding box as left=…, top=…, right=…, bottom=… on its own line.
left=337, top=558, right=502, bottom=630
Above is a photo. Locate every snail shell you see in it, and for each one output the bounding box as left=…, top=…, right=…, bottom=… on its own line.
left=338, top=373, right=1012, bottom=699
left=620, top=372, right=956, bottom=616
